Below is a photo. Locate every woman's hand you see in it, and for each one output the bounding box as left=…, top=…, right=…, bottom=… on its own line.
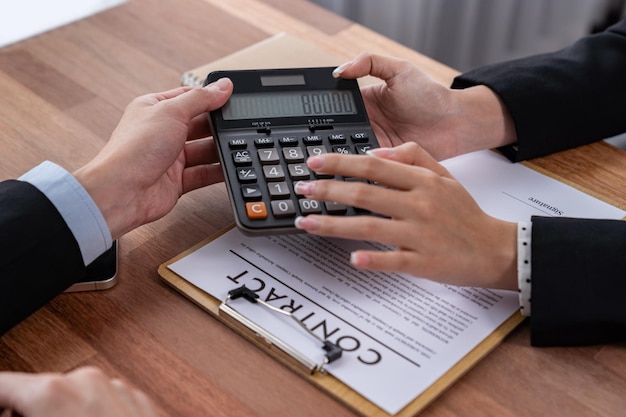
left=294, top=142, right=518, bottom=290
left=334, top=53, right=517, bottom=160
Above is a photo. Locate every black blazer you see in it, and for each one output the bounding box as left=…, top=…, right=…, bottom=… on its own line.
left=452, top=19, right=626, bottom=346
left=0, top=180, right=85, bottom=335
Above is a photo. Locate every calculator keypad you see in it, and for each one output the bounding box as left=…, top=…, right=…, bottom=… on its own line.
left=222, top=127, right=378, bottom=232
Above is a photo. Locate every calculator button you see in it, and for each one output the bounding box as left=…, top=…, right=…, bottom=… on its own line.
left=279, top=136, right=298, bottom=146
left=271, top=200, right=296, bottom=217
left=288, top=163, right=310, bottom=180
left=258, top=148, right=280, bottom=164
left=267, top=181, right=290, bottom=199
left=307, top=145, right=327, bottom=157
left=241, top=184, right=262, bottom=200
left=229, top=138, right=247, bottom=149
left=263, top=165, right=285, bottom=181
left=283, top=147, right=305, bottom=162
left=299, top=198, right=322, bottom=214
left=232, top=150, right=252, bottom=166
left=255, top=137, right=275, bottom=147
left=237, top=167, right=258, bottom=183
left=303, top=135, right=322, bottom=145
left=351, top=133, right=369, bottom=143
left=246, top=202, right=267, bottom=219
left=325, top=201, right=348, bottom=214
left=329, top=133, right=346, bottom=144
left=333, top=145, right=352, bottom=154
left=355, top=144, right=374, bottom=154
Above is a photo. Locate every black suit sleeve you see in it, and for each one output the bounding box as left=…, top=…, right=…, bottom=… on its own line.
left=452, top=18, right=626, bottom=161
left=449, top=19, right=626, bottom=346
left=0, top=180, right=86, bottom=335
left=530, top=217, right=626, bottom=346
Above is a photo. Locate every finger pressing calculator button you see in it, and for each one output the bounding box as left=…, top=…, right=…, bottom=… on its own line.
left=271, top=200, right=296, bottom=217
left=246, top=202, right=268, bottom=219
left=241, top=184, right=262, bottom=200
left=299, top=198, right=322, bottom=214
left=293, top=181, right=305, bottom=196
left=232, top=150, right=252, bottom=166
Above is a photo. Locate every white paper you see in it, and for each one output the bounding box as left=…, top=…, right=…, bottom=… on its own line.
left=0, top=0, right=126, bottom=48
left=169, top=150, right=625, bottom=414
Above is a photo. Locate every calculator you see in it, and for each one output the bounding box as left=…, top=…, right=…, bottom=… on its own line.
left=205, top=67, right=379, bottom=235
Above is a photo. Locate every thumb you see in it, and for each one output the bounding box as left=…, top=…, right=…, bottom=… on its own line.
left=369, top=142, right=452, bottom=177
left=0, top=372, right=43, bottom=415
left=169, top=77, right=233, bottom=120
left=333, top=52, right=408, bottom=83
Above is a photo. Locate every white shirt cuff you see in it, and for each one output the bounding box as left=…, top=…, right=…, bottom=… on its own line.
left=517, top=221, right=532, bottom=316
left=19, top=161, right=112, bottom=266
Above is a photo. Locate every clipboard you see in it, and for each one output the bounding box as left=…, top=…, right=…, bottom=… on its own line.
left=158, top=226, right=525, bottom=417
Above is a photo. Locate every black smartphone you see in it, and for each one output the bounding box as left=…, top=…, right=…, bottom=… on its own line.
left=65, top=240, right=119, bottom=292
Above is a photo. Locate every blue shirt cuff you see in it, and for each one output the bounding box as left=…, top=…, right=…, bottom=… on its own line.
left=19, top=161, right=112, bottom=265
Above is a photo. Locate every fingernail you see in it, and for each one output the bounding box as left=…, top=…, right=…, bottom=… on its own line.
left=332, top=61, right=353, bottom=78
left=306, top=155, right=324, bottom=170
left=294, top=216, right=321, bottom=231
left=207, top=77, right=232, bottom=91
left=294, top=181, right=314, bottom=195
left=366, top=147, right=394, bottom=158
left=350, top=251, right=371, bottom=267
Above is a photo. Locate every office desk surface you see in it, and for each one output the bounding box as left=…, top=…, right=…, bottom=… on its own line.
left=1, top=1, right=625, bottom=416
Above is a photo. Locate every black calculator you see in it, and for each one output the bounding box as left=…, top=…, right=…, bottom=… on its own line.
left=205, top=67, right=379, bottom=235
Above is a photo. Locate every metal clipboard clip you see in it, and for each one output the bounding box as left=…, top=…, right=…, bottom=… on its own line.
left=219, top=285, right=342, bottom=374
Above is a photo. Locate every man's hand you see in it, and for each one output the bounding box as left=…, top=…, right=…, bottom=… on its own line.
left=73, top=78, right=233, bottom=239
left=0, top=367, right=160, bottom=417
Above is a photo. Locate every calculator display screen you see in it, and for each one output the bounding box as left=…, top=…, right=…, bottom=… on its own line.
left=221, top=90, right=358, bottom=120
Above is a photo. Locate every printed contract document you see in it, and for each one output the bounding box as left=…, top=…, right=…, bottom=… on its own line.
left=168, top=150, right=625, bottom=414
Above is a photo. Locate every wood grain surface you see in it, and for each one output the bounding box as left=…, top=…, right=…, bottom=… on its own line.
left=1, top=1, right=625, bottom=416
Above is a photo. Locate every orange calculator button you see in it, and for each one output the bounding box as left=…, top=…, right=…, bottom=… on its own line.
left=246, top=202, right=268, bottom=219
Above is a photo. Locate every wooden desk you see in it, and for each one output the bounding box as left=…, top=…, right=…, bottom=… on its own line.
left=1, top=1, right=625, bottom=416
